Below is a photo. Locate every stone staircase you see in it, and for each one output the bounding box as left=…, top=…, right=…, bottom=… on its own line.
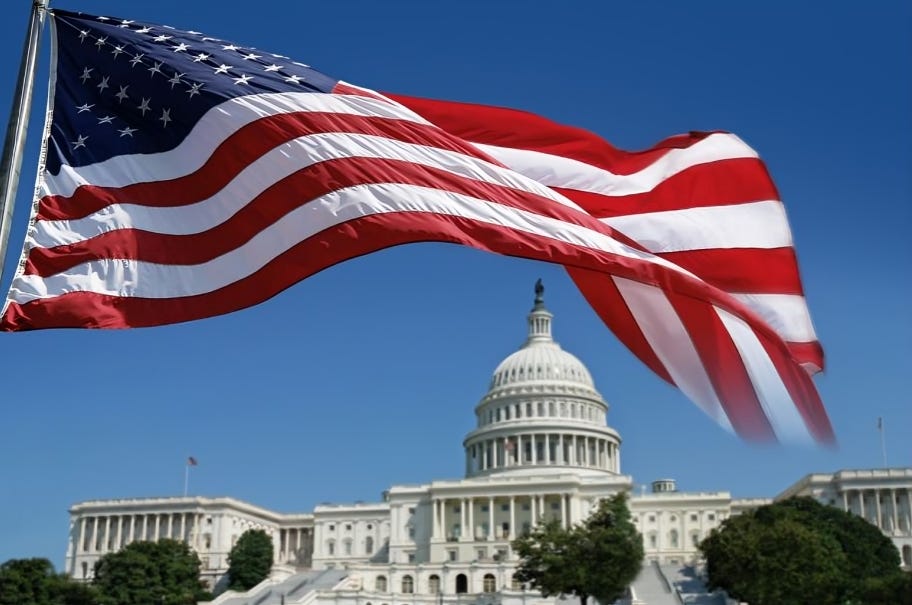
left=205, top=569, right=349, bottom=605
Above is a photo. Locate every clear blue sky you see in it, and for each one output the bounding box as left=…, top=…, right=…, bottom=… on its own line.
left=0, top=0, right=909, bottom=569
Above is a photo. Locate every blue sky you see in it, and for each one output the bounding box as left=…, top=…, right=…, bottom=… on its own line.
left=0, top=0, right=909, bottom=568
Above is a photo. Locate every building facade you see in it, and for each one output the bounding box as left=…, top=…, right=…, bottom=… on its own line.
left=63, top=285, right=912, bottom=600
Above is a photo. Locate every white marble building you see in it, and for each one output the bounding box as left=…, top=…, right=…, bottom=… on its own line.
left=63, top=284, right=912, bottom=601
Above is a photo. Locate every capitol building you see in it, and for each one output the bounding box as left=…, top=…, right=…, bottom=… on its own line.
left=63, top=284, right=912, bottom=604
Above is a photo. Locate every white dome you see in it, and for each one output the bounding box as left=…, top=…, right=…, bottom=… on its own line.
left=489, top=342, right=594, bottom=390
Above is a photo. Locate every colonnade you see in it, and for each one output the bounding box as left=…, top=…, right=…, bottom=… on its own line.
left=466, top=433, right=618, bottom=475
left=430, top=493, right=572, bottom=541
left=842, top=487, right=912, bottom=534
left=76, top=512, right=203, bottom=553
left=277, top=526, right=313, bottom=564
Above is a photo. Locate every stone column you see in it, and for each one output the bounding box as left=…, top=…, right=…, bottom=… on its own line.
left=488, top=497, right=495, bottom=540
left=558, top=434, right=564, bottom=464
left=468, top=498, right=475, bottom=541
left=876, top=489, right=883, bottom=529
left=544, top=434, right=550, bottom=464
left=78, top=517, right=87, bottom=553
left=891, top=489, right=899, bottom=533
left=560, top=494, right=567, bottom=528
left=167, top=514, right=174, bottom=539
left=115, top=515, right=123, bottom=549
left=842, top=490, right=848, bottom=513
left=531, top=495, right=537, bottom=526
left=906, top=489, right=912, bottom=534
left=103, top=517, right=111, bottom=551
left=460, top=499, right=467, bottom=540
left=154, top=514, right=161, bottom=541
left=509, top=497, right=516, bottom=539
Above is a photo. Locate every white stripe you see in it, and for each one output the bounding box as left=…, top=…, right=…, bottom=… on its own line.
left=32, top=131, right=581, bottom=248
left=612, top=276, right=734, bottom=432
left=732, top=293, right=818, bottom=344
left=43, top=91, right=435, bottom=198
left=601, top=200, right=792, bottom=253
left=716, top=307, right=815, bottom=445
left=10, top=182, right=690, bottom=303
left=475, top=133, right=758, bottom=197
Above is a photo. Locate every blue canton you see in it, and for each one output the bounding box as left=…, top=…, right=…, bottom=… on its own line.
left=47, top=9, right=339, bottom=174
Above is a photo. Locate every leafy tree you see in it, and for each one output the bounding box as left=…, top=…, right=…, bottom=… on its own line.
left=513, top=492, right=643, bottom=605
left=861, top=571, right=912, bottom=605
left=0, top=558, right=59, bottom=605
left=227, top=529, right=274, bottom=591
left=0, top=558, right=99, bottom=605
left=92, top=538, right=207, bottom=605
left=700, top=497, right=902, bottom=605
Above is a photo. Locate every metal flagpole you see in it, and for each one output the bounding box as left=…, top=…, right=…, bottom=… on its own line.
left=184, top=462, right=191, bottom=496
left=878, top=417, right=887, bottom=467
left=0, top=0, right=48, bottom=289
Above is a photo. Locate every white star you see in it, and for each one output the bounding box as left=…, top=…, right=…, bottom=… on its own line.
left=115, top=85, right=130, bottom=103
left=159, top=108, right=172, bottom=127
left=136, top=26, right=152, bottom=34
left=168, top=72, right=185, bottom=89
left=129, top=53, right=145, bottom=67
left=79, top=67, right=93, bottom=84
left=214, top=64, right=232, bottom=75
left=192, top=53, right=210, bottom=63
left=97, top=115, right=115, bottom=124
left=263, top=64, right=282, bottom=72
left=233, top=74, right=253, bottom=85
left=186, top=82, right=203, bottom=98
left=148, top=62, right=164, bottom=77
left=94, top=36, right=107, bottom=50
left=242, top=52, right=261, bottom=61
left=111, top=45, right=125, bottom=59
left=222, top=44, right=240, bottom=51
left=173, top=43, right=190, bottom=53
left=137, top=98, right=151, bottom=116
left=152, top=34, right=173, bottom=43
left=71, top=134, right=88, bottom=149
left=119, top=20, right=134, bottom=28
left=75, top=103, right=95, bottom=113
left=96, top=76, right=110, bottom=92
left=78, top=30, right=89, bottom=42
left=284, top=74, right=303, bottom=85
left=118, top=126, right=137, bottom=137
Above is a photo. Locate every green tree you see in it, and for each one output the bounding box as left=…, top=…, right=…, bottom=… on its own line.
left=227, top=529, right=274, bottom=591
left=700, top=497, right=902, bottom=605
left=0, top=558, right=99, bottom=605
left=0, top=558, right=59, bottom=605
left=92, top=539, right=207, bottom=605
left=513, top=492, right=643, bottom=605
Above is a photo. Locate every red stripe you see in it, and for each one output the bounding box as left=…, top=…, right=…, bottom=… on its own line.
left=759, top=335, right=835, bottom=444
left=554, top=158, right=780, bottom=217
left=38, top=109, right=502, bottom=221
left=26, top=156, right=645, bottom=277
left=387, top=93, right=719, bottom=174
left=566, top=266, right=674, bottom=385
left=2, top=212, right=702, bottom=330
left=786, top=341, right=825, bottom=374
left=657, top=247, right=804, bottom=295
left=664, top=290, right=777, bottom=442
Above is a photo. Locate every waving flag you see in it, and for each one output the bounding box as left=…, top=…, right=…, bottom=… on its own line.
left=0, top=10, right=833, bottom=445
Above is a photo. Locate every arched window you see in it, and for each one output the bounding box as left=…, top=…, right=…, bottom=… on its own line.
left=455, top=574, right=468, bottom=594
left=327, top=539, right=335, bottom=556
left=365, top=536, right=374, bottom=554
left=344, top=539, right=352, bottom=555
left=429, top=574, right=440, bottom=594
left=902, top=545, right=911, bottom=567
left=80, top=561, right=88, bottom=579
left=669, top=530, right=679, bottom=548
left=401, top=575, right=414, bottom=594
left=483, top=574, right=496, bottom=592
left=375, top=575, right=387, bottom=592
left=511, top=576, right=522, bottom=591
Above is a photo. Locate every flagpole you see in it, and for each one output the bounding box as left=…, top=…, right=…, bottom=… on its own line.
left=0, top=0, right=48, bottom=289
left=878, top=417, right=887, bottom=467
left=184, top=462, right=190, bottom=497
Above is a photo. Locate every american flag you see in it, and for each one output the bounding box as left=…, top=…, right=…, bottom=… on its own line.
left=0, top=10, right=833, bottom=445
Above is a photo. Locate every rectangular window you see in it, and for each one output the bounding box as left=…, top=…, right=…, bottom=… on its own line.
left=551, top=502, right=560, bottom=510
left=448, top=549, right=457, bottom=561
left=501, top=504, right=509, bottom=512
left=477, top=548, right=486, bottom=560
left=481, top=505, right=489, bottom=512
left=407, top=552, right=416, bottom=563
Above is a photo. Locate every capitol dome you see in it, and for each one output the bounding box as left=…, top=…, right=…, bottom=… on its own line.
left=462, top=281, right=622, bottom=478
